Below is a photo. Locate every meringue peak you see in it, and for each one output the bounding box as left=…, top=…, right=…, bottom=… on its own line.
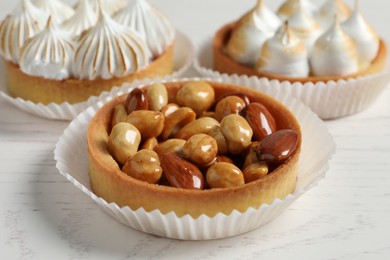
left=73, top=3, right=152, bottom=80
left=256, top=22, right=309, bottom=78
left=317, top=0, right=352, bottom=30
left=288, top=4, right=322, bottom=50
left=310, top=14, right=359, bottom=76
left=19, top=16, right=75, bottom=80
left=342, top=0, right=379, bottom=67
left=0, top=0, right=47, bottom=63
left=32, top=0, right=75, bottom=23
left=62, top=0, right=99, bottom=36
left=113, top=0, right=175, bottom=57
left=277, top=0, right=317, bottom=21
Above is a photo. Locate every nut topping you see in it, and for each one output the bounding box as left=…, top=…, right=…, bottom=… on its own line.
left=146, top=83, right=168, bottom=111
left=126, top=88, right=149, bottom=113
left=122, top=150, right=162, bottom=184
left=160, top=153, right=204, bottom=190
left=256, top=129, right=299, bottom=165
left=126, top=110, right=165, bottom=140
left=176, top=81, right=215, bottom=115
left=161, top=107, right=196, bottom=140
left=107, top=122, right=141, bottom=165
left=215, top=95, right=246, bottom=122
left=182, top=134, right=218, bottom=166
left=220, top=114, right=253, bottom=154
left=174, top=117, right=219, bottom=140
left=242, top=102, right=277, bottom=141
left=111, top=104, right=127, bottom=128
left=206, top=162, right=245, bottom=188
left=105, top=81, right=299, bottom=190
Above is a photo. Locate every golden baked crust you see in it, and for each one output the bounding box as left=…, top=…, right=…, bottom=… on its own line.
left=5, top=44, right=174, bottom=105
left=213, top=23, right=387, bottom=83
left=87, top=81, right=302, bottom=218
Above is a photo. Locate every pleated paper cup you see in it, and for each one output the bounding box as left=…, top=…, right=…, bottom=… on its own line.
left=194, top=37, right=390, bottom=119
left=0, top=31, right=194, bottom=121
left=54, top=77, right=335, bottom=240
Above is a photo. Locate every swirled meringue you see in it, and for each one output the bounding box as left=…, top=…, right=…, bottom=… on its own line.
left=0, top=0, right=47, bottom=64
left=277, top=0, right=317, bottom=21
left=114, top=0, right=175, bottom=57
left=287, top=5, right=322, bottom=51
left=225, top=0, right=277, bottom=66
left=252, top=0, right=282, bottom=32
left=310, top=17, right=358, bottom=77
left=73, top=7, right=152, bottom=80
left=342, top=0, right=379, bottom=69
left=62, top=0, right=99, bottom=36
left=316, top=0, right=351, bottom=30
left=19, top=17, right=74, bottom=80
left=32, top=0, right=74, bottom=23
left=99, top=0, right=126, bottom=15
left=257, top=23, right=309, bottom=77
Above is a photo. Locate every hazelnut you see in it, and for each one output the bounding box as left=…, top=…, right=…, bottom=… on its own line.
left=146, top=83, right=168, bottom=111
left=122, top=150, right=162, bottom=184
left=161, top=107, right=196, bottom=140
left=176, top=81, right=215, bottom=115
left=207, top=125, right=228, bottom=155
left=107, top=122, right=141, bottom=165
left=156, top=139, right=186, bottom=155
left=182, top=134, right=218, bottom=166
left=206, top=162, right=245, bottom=188
left=141, top=137, right=158, bottom=150
left=215, top=96, right=246, bottom=122
left=174, top=117, right=219, bottom=140
left=220, top=114, right=253, bottom=154
left=243, top=162, right=268, bottom=183
left=126, top=110, right=165, bottom=140
left=111, top=104, right=127, bottom=129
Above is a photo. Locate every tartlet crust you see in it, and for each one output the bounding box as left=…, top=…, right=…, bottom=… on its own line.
left=5, top=44, right=174, bottom=105
left=213, top=23, right=387, bottom=83
left=87, top=81, right=302, bottom=218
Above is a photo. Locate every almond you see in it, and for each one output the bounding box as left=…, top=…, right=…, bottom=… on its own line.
left=242, top=102, right=277, bottom=141
left=159, top=153, right=204, bottom=190
left=256, top=129, right=298, bottom=165
left=126, top=88, right=149, bottom=113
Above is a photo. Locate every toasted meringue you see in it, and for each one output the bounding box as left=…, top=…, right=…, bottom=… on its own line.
left=0, top=0, right=47, bottom=64
left=99, top=0, right=126, bottom=15
left=277, top=0, right=317, bottom=21
left=252, top=0, right=282, bottom=32
left=342, top=0, right=379, bottom=69
left=310, top=17, right=358, bottom=77
left=62, top=0, right=99, bottom=36
left=32, top=0, right=74, bottom=23
left=114, top=0, right=175, bottom=57
left=73, top=7, right=152, bottom=80
left=287, top=5, right=322, bottom=51
left=257, top=23, right=309, bottom=77
left=225, top=1, right=277, bottom=66
left=19, top=17, right=74, bottom=80
left=316, top=0, right=351, bottom=30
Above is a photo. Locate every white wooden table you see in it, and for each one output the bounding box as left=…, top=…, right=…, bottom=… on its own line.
left=1, top=0, right=389, bottom=259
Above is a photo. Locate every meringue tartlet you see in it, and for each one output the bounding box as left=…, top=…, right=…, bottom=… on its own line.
left=0, top=0, right=175, bottom=105
left=213, top=0, right=387, bottom=83
left=87, top=80, right=301, bottom=218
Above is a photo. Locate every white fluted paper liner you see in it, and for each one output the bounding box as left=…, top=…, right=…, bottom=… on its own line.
left=54, top=77, right=336, bottom=240
left=0, top=30, right=194, bottom=121
left=193, top=37, right=390, bottom=119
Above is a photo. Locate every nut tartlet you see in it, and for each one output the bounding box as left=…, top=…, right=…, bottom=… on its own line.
left=87, top=81, right=302, bottom=218
left=0, top=0, right=175, bottom=105
left=213, top=0, right=387, bottom=83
